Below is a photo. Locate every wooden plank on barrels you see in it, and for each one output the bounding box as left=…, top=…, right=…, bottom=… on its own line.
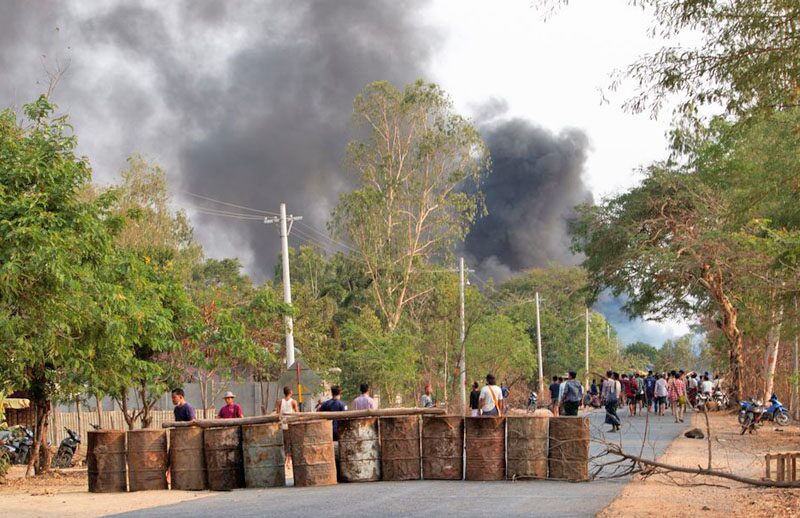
left=88, top=430, right=127, bottom=493
left=548, top=416, right=590, bottom=482
left=170, top=427, right=206, bottom=490
left=380, top=416, right=421, bottom=481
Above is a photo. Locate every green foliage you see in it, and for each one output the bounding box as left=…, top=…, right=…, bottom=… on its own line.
left=625, top=341, right=659, bottom=366
left=465, top=314, right=534, bottom=386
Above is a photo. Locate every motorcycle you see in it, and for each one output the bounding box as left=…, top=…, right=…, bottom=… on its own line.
left=712, top=389, right=729, bottom=409
left=0, top=430, right=18, bottom=464
left=52, top=427, right=81, bottom=468
left=762, top=394, right=790, bottom=426
left=740, top=398, right=764, bottom=434
left=695, top=392, right=709, bottom=411
left=12, top=427, right=34, bottom=465
left=526, top=391, right=538, bottom=412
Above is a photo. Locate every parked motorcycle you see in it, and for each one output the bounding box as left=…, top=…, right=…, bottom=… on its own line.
left=13, top=427, right=34, bottom=465
left=526, top=391, right=538, bottom=412
left=0, top=430, right=18, bottom=464
left=740, top=398, right=764, bottom=434
left=712, top=388, right=729, bottom=409
left=52, top=427, right=81, bottom=468
left=695, top=392, right=709, bottom=411
left=762, top=394, right=790, bottom=426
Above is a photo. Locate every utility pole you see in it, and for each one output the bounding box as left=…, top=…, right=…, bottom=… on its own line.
left=264, top=203, right=302, bottom=369
left=459, top=257, right=466, bottom=413
left=585, top=307, right=590, bottom=393
left=794, top=297, right=799, bottom=420
left=536, top=292, right=543, bottom=398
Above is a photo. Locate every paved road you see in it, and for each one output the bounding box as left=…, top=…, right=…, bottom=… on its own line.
left=112, top=409, right=689, bottom=518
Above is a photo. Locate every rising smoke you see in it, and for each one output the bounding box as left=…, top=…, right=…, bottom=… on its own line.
left=0, top=0, right=435, bottom=279
left=465, top=117, right=593, bottom=280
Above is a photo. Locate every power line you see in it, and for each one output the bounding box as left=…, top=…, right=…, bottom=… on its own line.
left=179, top=190, right=279, bottom=216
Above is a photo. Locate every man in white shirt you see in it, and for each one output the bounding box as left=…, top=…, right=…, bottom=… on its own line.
left=478, top=373, right=504, bottom=416
left=701, top=376, right=713, bottom=395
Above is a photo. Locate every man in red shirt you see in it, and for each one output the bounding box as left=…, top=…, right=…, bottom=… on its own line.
left=217, top=391, right=243, bottom=419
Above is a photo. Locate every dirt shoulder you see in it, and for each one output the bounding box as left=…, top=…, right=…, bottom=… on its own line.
left=0, top=466, right=211, bottom=518
left=598, top=410, right=800, bottom=517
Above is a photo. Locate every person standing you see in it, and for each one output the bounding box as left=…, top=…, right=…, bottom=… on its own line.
left=352, top=383, right=378, bottom=410
left=601, top=371, right=621, bottom=432
left=478, top=374, right=504, bottom=416
left=549, top=376, right=561, bottom=416
left=701, top=375, right=713, bottom=396
left=319, top=385, right=347, bottom=440
left=560, top=371, right=584, bottom=416
left=171, top=388, right=196, bottom=422
left=420, top=384, right=435, bottom=408
left=624, top=374, right=638, bottom=416
left=469, top=381, right=481, bottom=417
left=218, top=391, right=243, bottom=419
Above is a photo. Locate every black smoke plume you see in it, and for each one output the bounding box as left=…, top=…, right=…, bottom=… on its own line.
left=466, top=117, right=593, bottom=280
left=0, top=0, right=434, bottom=279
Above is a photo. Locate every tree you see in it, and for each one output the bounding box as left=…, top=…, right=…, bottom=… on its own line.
left=332, top=80, right=490, bottom=332
left=656, top=335, right=699, bottom=372
left=0, top=97, right=122, bottom=473
left=618, top=0, right=800, bottom=119
left=464, top=314, right=535, bottom=388
left=625, top=341, right=659, bottom=367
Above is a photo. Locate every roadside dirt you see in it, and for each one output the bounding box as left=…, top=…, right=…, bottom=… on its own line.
left=0, top=466, right=211, bottom=518
left=598, top=411, right=800, bottom=517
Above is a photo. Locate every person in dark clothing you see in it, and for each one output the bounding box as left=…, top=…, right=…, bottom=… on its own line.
left=469, top=381, right=481, bottom=416
left=560, top=371, right=584, bottom=416
left=549, top=376, right=561, bottom=416
left=319, top=385, right=347, bottom=440
left=171, top=388, right=196, bottom=422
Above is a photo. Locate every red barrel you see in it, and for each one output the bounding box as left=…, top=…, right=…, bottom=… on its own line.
left=465, top=417, right=505, bottom=481
left=380, top=416, right=421, bottom=481
left=169, top=427, right=206, bottom=490
left=548, top=416, right=590, bottom=482
left=507, top=416, right=548, bottom=479
left=127, top=430, right=168, bottom=491
left=289, top=420, right=337, bottom=487
left=204, top=426, right=245, bottom=490
left=422, top=416, right=463, bottom=480
left=87, top=430, right=127, bottom=493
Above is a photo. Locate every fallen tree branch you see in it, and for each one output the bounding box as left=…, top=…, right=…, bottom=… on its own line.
left=607, top=445, right=800, bottom=488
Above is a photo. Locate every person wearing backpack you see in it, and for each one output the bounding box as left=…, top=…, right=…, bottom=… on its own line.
left=560, top=371, right=584, bottom=416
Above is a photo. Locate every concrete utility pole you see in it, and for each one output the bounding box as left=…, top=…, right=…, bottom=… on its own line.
left=585, top=307, right=590, bottom=392
left=536, top=292, right=543, bottom=398
left=459, top=257, right=466, bottom=413
left=265, top=203, right=302, bottom=368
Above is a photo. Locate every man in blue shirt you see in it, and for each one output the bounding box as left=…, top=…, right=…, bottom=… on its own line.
left=319, top=385, right=347, bottom=440
left=171, top=388, right=196, bottom=422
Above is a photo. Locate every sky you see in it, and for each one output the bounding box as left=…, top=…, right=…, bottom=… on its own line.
left=0, top=0, right=692, bottom=346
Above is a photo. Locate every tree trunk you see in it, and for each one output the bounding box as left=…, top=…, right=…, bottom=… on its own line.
left=95, top=394, right=104, bottom=427
left=119, top=393, right=135, bottom=430
left=763, top=304, right=783, bottom=403
left=25, top=397, right=50, bottom=477
left=139, top=385, right=153, bottom=429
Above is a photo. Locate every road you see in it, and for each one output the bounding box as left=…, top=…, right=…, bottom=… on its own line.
left=112, top=409, right=689, bottom=518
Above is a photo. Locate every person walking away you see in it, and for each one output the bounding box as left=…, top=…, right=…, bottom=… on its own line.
left=601, top=371, right=621, bottom=432
left=687, top=373, right=698, bottom=407
left=319, top=385, right=347, bottom=440
left=560, top=371, right=584, bottom=416
left=558, top=376, right=567, bottom=415
left=549, top=376, right=561, bottom=416
left=654, top=373, right=668, bottom=416
left=590, top=379, right=600, bottom=408
left=469, top=382, right=481, bottom=416
left=701, top=375, right=713, bottom=396
left=501, top=383, right=510, bottom=411
left=668, top=372, right=686, bottom=423
left=635, top=374, right=646, bottom=414
left=620, top=374, right=630, bottom=409
left=171, top=388, right=196, bottom=422
left=479, top=374, right=504, bottom=416
left=218, top=391, right=243, bottom=418
left=624, top=374, right=638, bottom=416
left=420, top=384, right=435, bottom=408
left=352, top=383, right=378, bottom=410
left=644, top=371, right=656, bottom=413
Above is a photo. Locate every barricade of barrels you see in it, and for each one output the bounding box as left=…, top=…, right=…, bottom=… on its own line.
left=87, top=410, right=590, bottom=492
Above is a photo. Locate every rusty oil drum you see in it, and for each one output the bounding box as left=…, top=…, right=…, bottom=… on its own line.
left=507, top=416, right=549, bottom=479
left=204, top=426, right=245, bottom=490
left=337, top=417, right=380, bottom=482
left=421, top=415, right=463, bottom=480
left=169, top=427, right=206, bottom=490
left=380, top=416, right=420, bottom=481
left=465, top=417, right=505, bottom=480
left=127, top=429, right=168, bottom=491
left=288, top=420, right=337, bottom=487
left=242, top=422, right=285, bottom=488
left=548, top=416, right=590, bottom=481
left=87, top=430, right=127, bottom=493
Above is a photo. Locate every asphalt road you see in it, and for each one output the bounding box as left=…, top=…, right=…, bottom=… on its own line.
left=112, top=409, right=689, bottom=518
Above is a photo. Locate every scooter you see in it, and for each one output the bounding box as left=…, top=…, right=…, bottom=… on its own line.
left=52, top=427, right=81, bottom=468
left=526, top=391, right=538, bottom=412
left=712, top=388, right=729, bottom=409
left=762, top=394, right=790, bottom=426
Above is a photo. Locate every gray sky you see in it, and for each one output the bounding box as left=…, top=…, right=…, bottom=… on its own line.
left=0, top=0, right=691, bottom=345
